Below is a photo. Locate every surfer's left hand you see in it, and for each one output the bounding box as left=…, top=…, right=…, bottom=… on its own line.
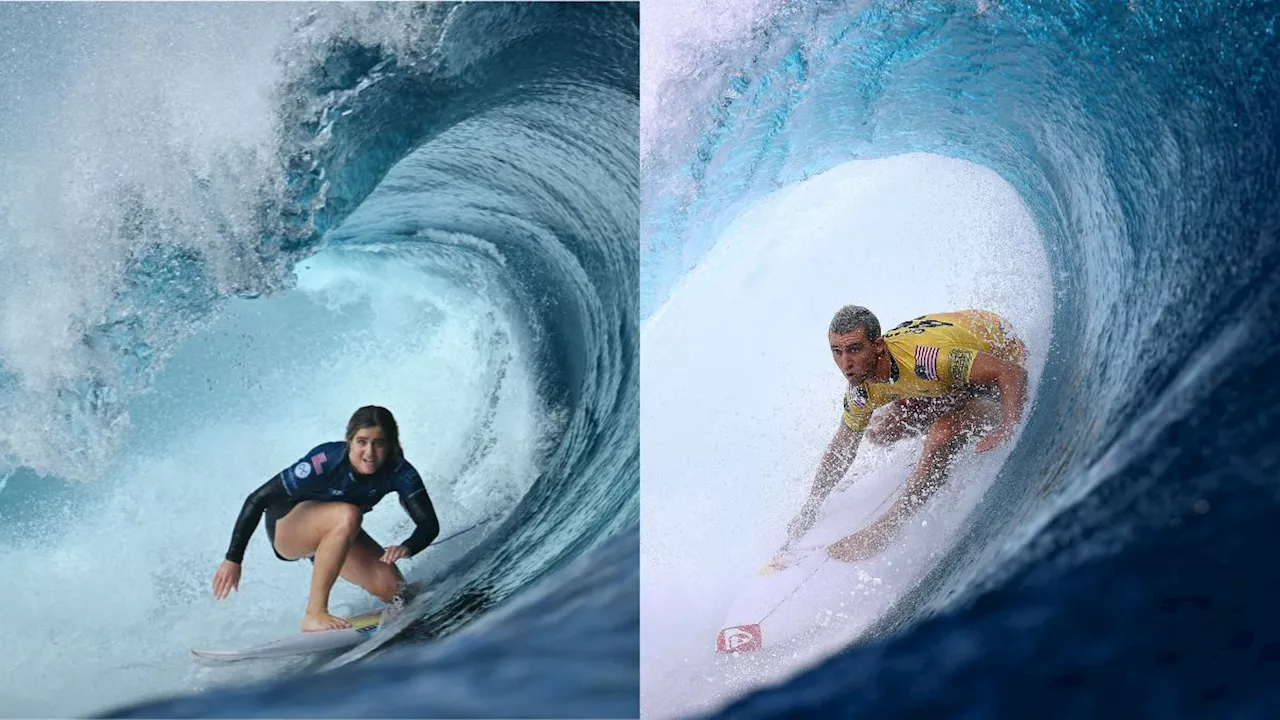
left=827, top=528, right=888, bottom=562
left=380, top=545, right=409, bottom=563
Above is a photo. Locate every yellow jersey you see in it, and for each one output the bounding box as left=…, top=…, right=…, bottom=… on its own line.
left=841, top=310, right=1024, bottom=432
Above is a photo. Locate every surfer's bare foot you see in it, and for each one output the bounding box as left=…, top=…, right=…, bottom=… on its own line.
left=301, top=611, right=351, bottom=632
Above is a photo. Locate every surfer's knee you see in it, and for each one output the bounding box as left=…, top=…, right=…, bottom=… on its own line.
left=927, top=398, right=996, bottom=451
left=326, top=503, right=364, bottom=535
left=367, top=566, right=402, bottom=603
left=924, top=411, right=968, bottom=452
left=956, top=397, right=1000, bottom=439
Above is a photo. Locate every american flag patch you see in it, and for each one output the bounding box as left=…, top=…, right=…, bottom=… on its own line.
left=311, top=452, right=327, bottom=475
left=915, top=346, right=940, bottom=380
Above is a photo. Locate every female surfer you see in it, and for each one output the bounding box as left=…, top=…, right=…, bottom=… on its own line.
left=211, top=405, right=440, bottom=631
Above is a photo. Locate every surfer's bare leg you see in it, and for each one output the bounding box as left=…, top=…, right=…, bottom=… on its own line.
left=902, top=395, right=1001, bottom=514
left=338, top=530, right=407, bottom=604
left=305, top=505, right=366, bottom=631
left=832, top=395, right=1001, bottom=561
left=273, top=500, right=363, bottom=631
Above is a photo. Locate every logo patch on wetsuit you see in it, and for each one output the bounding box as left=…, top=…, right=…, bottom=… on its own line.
left=293, top=461, right=312, bottom=479
left=949, top=349, right=975, bottom=383
left=914, top=345, right=940, bottom=380
left=311, top=452, right=327, bottom=475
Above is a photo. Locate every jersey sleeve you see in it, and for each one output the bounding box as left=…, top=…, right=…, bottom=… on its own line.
left=841, top=385, right=875, bottom=432
left=938, top=346, right=978, bottom=387
left=392, top=458, right=429, bottom=500
left=278, top=443, right=342, bottom=497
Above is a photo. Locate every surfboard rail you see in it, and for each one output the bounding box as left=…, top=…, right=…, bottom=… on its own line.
left=191, top=610, right=384, bottom=662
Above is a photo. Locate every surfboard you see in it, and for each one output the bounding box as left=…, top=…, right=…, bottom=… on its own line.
left=715, top=459, right=911, bottom=654
left=191, top=518, right=493, bottom=663
left=191, top=610, right=385, bottom=662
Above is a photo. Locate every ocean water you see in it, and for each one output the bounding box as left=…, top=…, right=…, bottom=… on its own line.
left=641, top=0, right=1280, bottom=718
left=0, top=3, right=637, bottom=717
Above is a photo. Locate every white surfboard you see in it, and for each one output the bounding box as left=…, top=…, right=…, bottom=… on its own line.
left=716, top=459, right=911, bottom=654
left=191, top=610, right=385, bottom=662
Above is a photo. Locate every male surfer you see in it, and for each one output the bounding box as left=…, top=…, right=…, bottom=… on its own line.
left=787, top=306, right=1027, bottom=562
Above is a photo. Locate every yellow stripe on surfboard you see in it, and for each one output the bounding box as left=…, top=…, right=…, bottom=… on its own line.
left=347, top=610, right=383, bottom=630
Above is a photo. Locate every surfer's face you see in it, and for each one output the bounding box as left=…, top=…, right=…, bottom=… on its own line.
left=348, top=426, right=390, bottom=476
left=829, top=328, right=882, bottom=385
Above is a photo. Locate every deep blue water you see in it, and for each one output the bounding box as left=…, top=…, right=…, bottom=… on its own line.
left=643, top=0, right=1280, bottom=717
left=0, top=3, right=636, bottom=717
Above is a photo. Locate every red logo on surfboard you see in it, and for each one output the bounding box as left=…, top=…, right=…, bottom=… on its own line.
left=716, top=624, right=762, bottom=653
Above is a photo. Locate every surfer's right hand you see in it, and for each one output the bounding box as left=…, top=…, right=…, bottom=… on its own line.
left=212, top=560, right=241, bottom=600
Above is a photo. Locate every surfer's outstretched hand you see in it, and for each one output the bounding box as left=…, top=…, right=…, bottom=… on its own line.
left=212, top=559, right=241, bottom=599
left=827, top=527, right=889, bottom=563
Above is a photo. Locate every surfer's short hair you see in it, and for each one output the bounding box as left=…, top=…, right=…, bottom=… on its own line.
left=829, top=305, right=881, bottom=340
left=346, top=405, right=403, bottom=459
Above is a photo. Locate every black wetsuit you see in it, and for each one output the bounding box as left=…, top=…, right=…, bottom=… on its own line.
left=224, top=441, right=440, bottom=563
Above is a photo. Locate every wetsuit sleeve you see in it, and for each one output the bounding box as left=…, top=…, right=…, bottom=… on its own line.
left=224, top=476, right=288, bottom=564
left=399, top=491, right=440, bottom=557
left=390, top=459, right=439, bottom=556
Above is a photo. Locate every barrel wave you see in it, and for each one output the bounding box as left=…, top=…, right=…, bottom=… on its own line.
left=0, top=3, right=637, bottom=717
left=642, top=1, right=1280, bottom=717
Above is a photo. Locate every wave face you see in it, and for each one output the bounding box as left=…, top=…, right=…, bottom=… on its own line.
left=0, top=3, right=637, bottom=717
left=642, top=0, right=1280, bottom=717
